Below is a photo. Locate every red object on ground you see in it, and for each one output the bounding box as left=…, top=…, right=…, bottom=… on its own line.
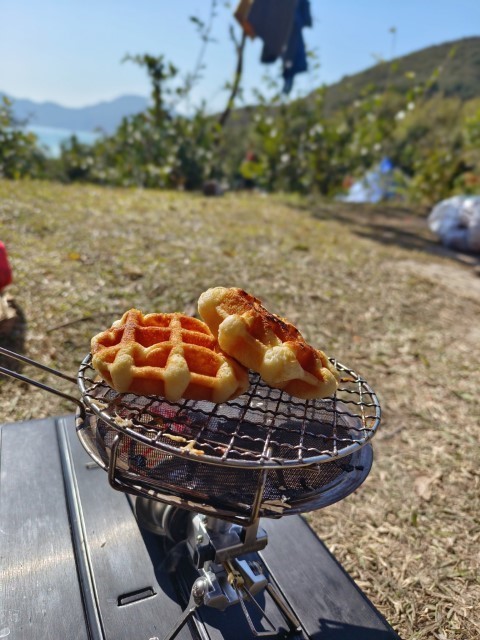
left=0, top=242, right=13, bottom=290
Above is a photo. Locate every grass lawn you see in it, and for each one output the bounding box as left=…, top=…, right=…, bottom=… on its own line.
left=1, top=179, right=479, bottom=639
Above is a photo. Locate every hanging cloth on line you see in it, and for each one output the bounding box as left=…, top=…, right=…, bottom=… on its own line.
left=246, top=0, right=298, bottom=63
left=234, top=0, right=312, bottom=93
left=281, top=0, right=312, bottom=93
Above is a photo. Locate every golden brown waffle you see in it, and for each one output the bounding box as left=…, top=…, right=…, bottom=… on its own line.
left=198, top=287, right=340, bottom=399
left=91, top=308, right=249, bottom=403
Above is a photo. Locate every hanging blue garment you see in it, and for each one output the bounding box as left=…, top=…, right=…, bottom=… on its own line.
left=247, top=0, right=298, bottom=63
left=282, top=0, right=312, bottom=93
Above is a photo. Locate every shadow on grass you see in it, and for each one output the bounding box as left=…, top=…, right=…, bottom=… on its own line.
left=288, top=199, right=480, bottom=268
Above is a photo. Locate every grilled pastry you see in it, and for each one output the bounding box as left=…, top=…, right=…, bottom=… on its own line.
left=198, top=287, right=340, bottom=399
left=91, top=308, right=249, bottom=403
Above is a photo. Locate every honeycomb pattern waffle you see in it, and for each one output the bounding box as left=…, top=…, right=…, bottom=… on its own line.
left=91, top=309, right=249, bottom=403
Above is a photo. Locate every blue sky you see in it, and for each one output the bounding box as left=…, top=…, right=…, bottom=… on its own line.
left=1, top=0, right=479, bottom=112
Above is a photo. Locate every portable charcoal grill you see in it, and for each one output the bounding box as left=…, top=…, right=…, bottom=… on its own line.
left=0, top=346, right=382, bottom=639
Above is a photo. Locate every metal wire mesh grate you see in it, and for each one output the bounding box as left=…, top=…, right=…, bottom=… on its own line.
left=78, top=354, right=380, bottom=469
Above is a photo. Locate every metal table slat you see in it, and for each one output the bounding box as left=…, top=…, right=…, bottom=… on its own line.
left=0, top=418, right=89, bottom=640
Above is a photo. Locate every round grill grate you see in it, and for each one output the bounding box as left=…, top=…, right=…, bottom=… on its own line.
left=78, top=354, right=380, bottom=469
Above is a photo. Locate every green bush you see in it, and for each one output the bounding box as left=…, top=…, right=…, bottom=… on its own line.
left=0, top=97, right=45, bottom=179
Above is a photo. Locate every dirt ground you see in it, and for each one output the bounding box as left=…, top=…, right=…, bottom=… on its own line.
left=1, top=180, right=479, bottom=639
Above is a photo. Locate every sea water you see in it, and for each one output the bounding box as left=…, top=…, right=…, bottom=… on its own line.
left=26, top=125, right=100, bottom=157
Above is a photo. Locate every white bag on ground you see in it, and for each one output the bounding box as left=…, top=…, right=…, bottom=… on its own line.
left=428, top=196, right=480, bottom=253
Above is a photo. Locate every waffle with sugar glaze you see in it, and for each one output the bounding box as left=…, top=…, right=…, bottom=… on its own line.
left=91, top=308, right=249, bottom=403
left=198, top=287, right=340, bottom=399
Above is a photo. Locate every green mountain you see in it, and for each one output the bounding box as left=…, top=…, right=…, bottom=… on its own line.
left=321, top=36, right=480, bottom=113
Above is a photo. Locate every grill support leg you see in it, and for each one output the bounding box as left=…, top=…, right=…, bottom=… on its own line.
left=161, top=577, right=208, bottom=640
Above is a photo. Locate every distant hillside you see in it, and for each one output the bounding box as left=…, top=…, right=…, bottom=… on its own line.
left=322, top=36, right=480, bottom=113
left=1, top=94, right=149, bottom=134
left=224, top=36, right=480, bottom=138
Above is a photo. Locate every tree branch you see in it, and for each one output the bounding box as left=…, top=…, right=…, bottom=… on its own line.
left=217, top=29, right=247, bottom=129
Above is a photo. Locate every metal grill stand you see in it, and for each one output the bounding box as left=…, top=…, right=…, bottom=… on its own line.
left=141, top=507, right=302, bottom=638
